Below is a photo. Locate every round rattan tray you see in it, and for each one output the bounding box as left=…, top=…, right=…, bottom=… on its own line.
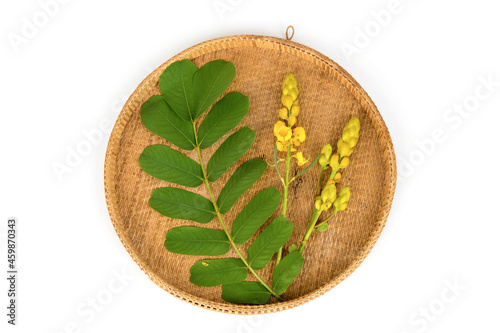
left=104, top=34, right=397, bottom=314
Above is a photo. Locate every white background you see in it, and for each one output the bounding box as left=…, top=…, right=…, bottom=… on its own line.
left=1, top=0, right=499, bottom=332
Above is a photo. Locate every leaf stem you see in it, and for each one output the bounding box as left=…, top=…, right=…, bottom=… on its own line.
left=192, top=122, right=283, bottom=301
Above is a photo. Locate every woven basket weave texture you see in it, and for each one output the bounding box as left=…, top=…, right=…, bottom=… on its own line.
left=104, top=35, right=397, bottom=314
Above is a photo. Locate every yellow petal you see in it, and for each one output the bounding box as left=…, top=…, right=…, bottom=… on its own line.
left=288, top=115, right=297, bottom=126
left=347, top=137, right=358, bottom=148
left=279, top=108, right=288, bottom=120
left=330, top=154, right=340, bottom=169
left=333, top=172, right=341, bottom=182
left=278, top=126, right=292, bottom=142
left=321, top=202, right=332, bottom=210
left=319, top=144, right=332, bottom=166
left=339, top=157, right=350, bottom=169
left=337, top=140, right=352, bottom=157
left=274, top=121, right=286, bottom=137
left=315, top=200, right=321, bottom=210
left=276, top=141, right=286, bottom=152
left=339, top=186, right=351, bottom=201
left=291, top=105, right=300, bottom=117
left=348, top=116, right=360, bottom=128
left=296, top=152, right=309, bottom=166
left=293, top=127, right=306, bottom=142
left=281, top=95, right=294, bottom=109
left=319, top=155, right=329, bottom=166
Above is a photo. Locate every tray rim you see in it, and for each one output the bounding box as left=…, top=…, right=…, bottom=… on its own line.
left=104, top=34, right=397, bottom=315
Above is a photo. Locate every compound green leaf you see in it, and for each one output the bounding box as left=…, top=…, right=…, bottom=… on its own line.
left=139, top=145, right=203, bottom=187
left=165, top=226, right=229, bottom=256
left=197, top=92, right=249, bottom=149
left=217, top=159, right=267, bottom=214
left=158, top=59, right=197, bottom=122
left=140, top=95, right=196, bottom=150
left=272, top=251, right=304, bottom=295
left=231, top=187, right=281, bottom=245
left=190, top=258, right=247, bottom=287
left=221, top=281, right=271, bottom=305
left=206, top=127, right=255, bottom=182
left=247, top=217, right=293, bottom=270
left=149, top=187, right=215, bottom=224
left=192, top=60, right=236, bottom=119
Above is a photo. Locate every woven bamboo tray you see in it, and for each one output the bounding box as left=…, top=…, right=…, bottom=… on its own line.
left=104, top=34, right=397, bottom=314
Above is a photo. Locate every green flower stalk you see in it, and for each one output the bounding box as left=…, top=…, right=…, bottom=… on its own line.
left=298, top=116, right=360, bottom=254
left=272, top=73, right=320, bottom=263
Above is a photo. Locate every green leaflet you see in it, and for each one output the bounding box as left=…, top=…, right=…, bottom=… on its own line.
left=197, top=92, right=249, bottom=149
left=221, top=281, right=271, bottom=305
left=139, top=59, right=295, bottom=305
left=192, top=60, right=236, bottom=119
left=272, top=251, right=304, bottom=295
left=149, top=187, right=215, bottom=224
left=206, top=128, right=255, bottom=182
left=165, top=226, right=229, bottom=256
left=190, top=258, right=247, bottom=287
left=231, top=187, right=281, bottom=245
left=217, top=159, right=267, bottom=214
left=139, top=145, right=203, bottom=187
left=158, top=59, right=198, bottom=122
left=140, top=95, right=196, bottom=150
left=158, top=59, right=235, bottom=122
left=247, top=217, right=293, bottom=270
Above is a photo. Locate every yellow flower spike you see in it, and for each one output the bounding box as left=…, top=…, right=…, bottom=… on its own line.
left=288, top=115, right=297, bottom=127
left=279, top=108, right=288, bottom=120
left=290, top=105, right=300, bottom=117
left=281, top=95, right=294, bottom=109
left=339, top=157, right=350, bottom=169
left=330, top=154, right=340, bottom=169
left=338, top=116, right=360, bottom=153
left=333, top=172, right=341, bottom=182
left=295, top=152, right=309, bottom=166
left=319, top=144, right=333, bottom=167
